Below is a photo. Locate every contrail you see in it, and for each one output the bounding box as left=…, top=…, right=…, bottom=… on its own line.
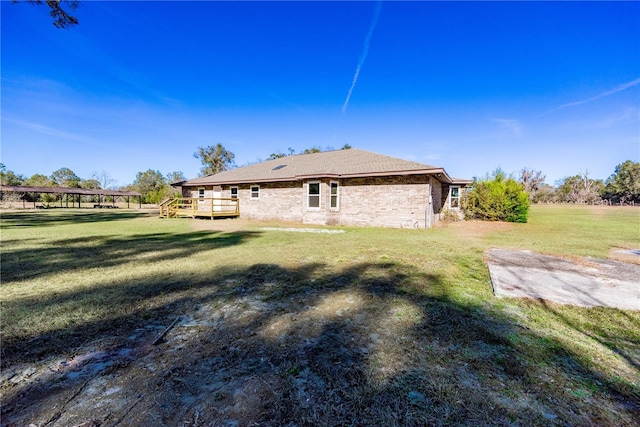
left=547, top=77, right=640, bottom=113
left=342, top=0, right=383, bottom=114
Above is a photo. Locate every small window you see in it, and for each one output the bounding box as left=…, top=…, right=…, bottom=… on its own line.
left=450, top=186, right=460, bottom=209
left=250, top=185, right=260, bottom=199
left=230, top=187, right=238, bottom=199
left=198, top=187, right=205, bottom=199
left=308, top=181, right=320, bottom=209
left=330, top=181, right=339, bottom=210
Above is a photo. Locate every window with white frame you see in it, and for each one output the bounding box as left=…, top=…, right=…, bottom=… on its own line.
left=330, top=181, right=339, bottom=210
left=449, top=186, right=460, bottom=209
left=198, top=187, right=205, bottom=198
left=230, top=187, right=238, bottom=199
left=250, top=185, right=260, bottom=199
left=307, top=181, right=320, bottom=209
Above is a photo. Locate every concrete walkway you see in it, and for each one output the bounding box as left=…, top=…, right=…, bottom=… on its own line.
left=486, top=249, right=640, bottom=310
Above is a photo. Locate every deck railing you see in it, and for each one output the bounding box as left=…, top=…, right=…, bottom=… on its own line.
left=159, top=197, right=240, bottom=219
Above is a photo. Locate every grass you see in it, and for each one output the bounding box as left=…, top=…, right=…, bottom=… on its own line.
left=1, top=205, right=639, bottom=426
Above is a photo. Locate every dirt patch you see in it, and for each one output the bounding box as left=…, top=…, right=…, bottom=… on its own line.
left=189, top=218, right=329, bottom=234
left=190, top=217, right=258, bottom=233
left=442, top=220, right=516, bottom=239
left=487, top=249, right=640, bottom=310
left=609, top=248, right=640, bottom=266
left=0, top=284, right=434, bottom=426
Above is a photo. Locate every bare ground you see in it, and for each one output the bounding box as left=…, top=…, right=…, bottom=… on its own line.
left=2, top=278, right=507, bottom=426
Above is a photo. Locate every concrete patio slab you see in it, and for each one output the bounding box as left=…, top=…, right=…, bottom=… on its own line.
left=486, top=249, right=640, bottom=310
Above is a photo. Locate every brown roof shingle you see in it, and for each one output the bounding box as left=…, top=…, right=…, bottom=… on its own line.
left=182, top=149, right=456, bottom=185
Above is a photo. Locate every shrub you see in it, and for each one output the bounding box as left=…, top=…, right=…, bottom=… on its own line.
left=463, top=171, right=530, bottom=223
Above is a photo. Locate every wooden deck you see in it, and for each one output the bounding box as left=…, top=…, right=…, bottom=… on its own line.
left=159, top=197, right=240, bottom=219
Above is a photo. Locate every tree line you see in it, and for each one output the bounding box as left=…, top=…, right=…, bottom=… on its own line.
left=0, top=164, right=187, bottom=205
left=518, top=160, right=640, bottom=205
left=2, top=148, right=638, bottom=207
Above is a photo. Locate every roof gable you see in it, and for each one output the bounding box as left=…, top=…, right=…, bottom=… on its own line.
left=181, top=149, right=455, bottom=185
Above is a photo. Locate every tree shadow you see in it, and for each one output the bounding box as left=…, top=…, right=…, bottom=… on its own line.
left=0, top=210, right=152, bottom=229
left=1, top=230, right=262, bottom=282
left=2, top=261, right=638, bottom=426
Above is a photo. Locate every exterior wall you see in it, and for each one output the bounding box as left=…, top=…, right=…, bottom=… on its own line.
left=229, top=182, right=303, bottom=223
left=332, top=175, right=431, bottom=228
left=183, top=185, right=221, bottom=199
left=429, top=177, right=443, bottom=225
left=441, top=183, right=451, bottom=210
left=182, top=174, right=439, bottom=228
left=440, top=183, right=466, bottom=220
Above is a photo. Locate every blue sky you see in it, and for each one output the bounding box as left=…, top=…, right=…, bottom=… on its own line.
left=2, top=1, right=639, bottom=187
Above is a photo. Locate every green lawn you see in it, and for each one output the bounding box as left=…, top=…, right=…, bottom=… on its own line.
left=1, top=205, right=639, bottom=425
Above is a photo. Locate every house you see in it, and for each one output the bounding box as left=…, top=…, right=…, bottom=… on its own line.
left=176, top=149, right=471, bottom=228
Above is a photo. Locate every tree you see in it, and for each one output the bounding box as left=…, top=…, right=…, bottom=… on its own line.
left=341, top=144, right=353, bottom=150
left=302, top=147, right=322, bottom=154
left=555, top=171, right=603, bottom=204
left=166, top=171, right=186, bottom=184
left=50, top=167, right=81, bottom=188
left=531, top=183, right=555, bottom=204
left=0, top=164, right=25, bottom=186
left=194, top=144, right=235, bottom=176
left=267, top=147, right=299, bottom=160
left=463, top=169, right=530, bottom=223
left=17, top=0, right=80, bottom=28
left=80, top=179, right=101, bottom=189
left=92, top=170, right=115, bottom=190
left=131, top=169, right=169, bottom=204
left=519, top=168, right=546, bottom=202
left=602, top=160, right=640, bottom=204
left=25, top=173, right=55, bottom=187
left=24, top=173, right=56, bottom=203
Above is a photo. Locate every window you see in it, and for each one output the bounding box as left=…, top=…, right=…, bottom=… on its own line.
left=198, top=187, right=205, bottom=199
left=449, top=186, right=460, bottom=209
left=307, top=181, right=320, bottom=209
left=230, top=187, right=238, bottom=199
left=250, top=185, right=260, bottom=199
left=330, top=181, right=339, bottom=210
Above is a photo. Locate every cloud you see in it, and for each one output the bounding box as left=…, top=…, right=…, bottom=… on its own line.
left=595, top=107, right=640, bottom=128
left=492, top=118, right=523, bottom=137
left=341, top=0, right=383, bottom=114
left=548, top=78, right=640, bottom=113
left=2, top=117, right=100, bottom=146
left=462, top=118, right=524, bottom=143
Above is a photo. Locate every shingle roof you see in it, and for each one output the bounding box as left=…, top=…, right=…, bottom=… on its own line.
left=182, top=149, right=458, bottom=185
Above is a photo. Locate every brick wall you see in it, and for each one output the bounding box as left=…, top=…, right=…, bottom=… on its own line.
left=231, top=181, right=303, bottom=222
left=332, top=176, right=431, bottom=228
left=183, top=174, right=443, bottom=228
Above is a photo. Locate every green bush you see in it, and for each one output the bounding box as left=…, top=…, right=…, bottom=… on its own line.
left=463, top=171, right=530, bottom=223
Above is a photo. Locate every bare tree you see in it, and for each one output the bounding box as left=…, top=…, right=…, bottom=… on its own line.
left=92, top=170, right=116, bottom=190
left=519, top=168, right=546, bottom=201
left=556, top=170, right=603, bottom=204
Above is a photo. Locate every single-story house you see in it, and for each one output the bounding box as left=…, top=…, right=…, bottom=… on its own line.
left=176, top=149, right=471, bottom=229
